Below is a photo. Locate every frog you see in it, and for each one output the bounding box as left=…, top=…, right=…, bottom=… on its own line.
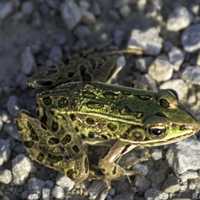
left=16, top=46, right=200, bottom=194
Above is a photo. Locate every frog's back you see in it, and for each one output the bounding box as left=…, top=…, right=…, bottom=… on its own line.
left=38, top=82, right=160, bottom=142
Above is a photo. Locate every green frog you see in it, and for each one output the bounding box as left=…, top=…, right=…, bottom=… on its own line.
left=16, top=47, right=200, bottom=190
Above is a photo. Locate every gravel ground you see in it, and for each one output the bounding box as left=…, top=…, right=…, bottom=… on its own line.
left=1, top=0, right=200, bottom=200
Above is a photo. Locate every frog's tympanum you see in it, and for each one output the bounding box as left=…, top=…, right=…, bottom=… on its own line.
left=16, top=48, right=200, bottom=194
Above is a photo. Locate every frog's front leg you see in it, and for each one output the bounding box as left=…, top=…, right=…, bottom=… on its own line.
left=98, top=141, right=138, bottom=181
left=16, top=112, right=89, bottom=184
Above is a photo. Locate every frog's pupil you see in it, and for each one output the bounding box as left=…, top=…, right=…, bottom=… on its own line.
left=149, top=127, right=166, bottom=136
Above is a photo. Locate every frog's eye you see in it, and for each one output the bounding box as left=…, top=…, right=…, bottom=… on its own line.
left=147, top=126, right=166, bottom=138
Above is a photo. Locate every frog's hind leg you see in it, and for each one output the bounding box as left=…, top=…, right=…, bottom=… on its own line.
left=16, top=112, right=89, bottom=183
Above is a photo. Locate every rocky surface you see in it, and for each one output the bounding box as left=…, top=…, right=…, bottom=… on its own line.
left=0, top=0, right=200, bottom=200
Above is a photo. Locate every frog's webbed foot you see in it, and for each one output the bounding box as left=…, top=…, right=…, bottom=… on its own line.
left=16, top=111, right=89, bottom=183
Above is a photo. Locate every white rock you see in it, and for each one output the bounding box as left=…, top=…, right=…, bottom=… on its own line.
left=166, top=139, right=200, bottom=175
left=148, top=56, right=174, bottom=82
left=52, top=186, right=64, bottom=199
left=160, top=79, right=188, bottom=101
left=128, top=27, right=163, bottom=55
left=166, top=6, right=192, bottom=31
left=12, top=154, right=32, bottom=185
left=0, top=169, right=12, bottom=184
left=56, top=175, right=75, bottom=191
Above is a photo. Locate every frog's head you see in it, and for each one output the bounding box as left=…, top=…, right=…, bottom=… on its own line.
left=141, top=89, right=200, bottom=146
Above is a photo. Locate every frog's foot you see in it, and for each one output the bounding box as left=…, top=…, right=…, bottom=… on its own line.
left=17, top=111, right=89, bottom=183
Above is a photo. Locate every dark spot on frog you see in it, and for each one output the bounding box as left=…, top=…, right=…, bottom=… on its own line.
left=42, top=97, right=52, bottom=106
left=86, top=117, right=95, bottom=125
left=27, top=121, right=39, bottom=141
left=58, top=97, right=68, bottom=108
left=159, top=98, right=169, bottom=108
left=69, top=114, right=76, bottom=121
left=47, top=153, right=63, bottom=163
left=107, top=123, right=118, bottom=132
left=51, top=120, right=59, bottom=132
left=61, top=134, right=72, bottom=144
left=137, top=95, right=152, bottom=101
left=72, top=145, right=80, bottom=153
left=24, top=140, right=34, bottom=148
left=37, top=152, right=45, bottom=162
left=48, top=137, right=60, bottom=145
left=67, top=169, right=75, bottom=179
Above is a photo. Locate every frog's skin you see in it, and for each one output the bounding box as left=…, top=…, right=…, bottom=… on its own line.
left=17, top=48, right=200, bottom=188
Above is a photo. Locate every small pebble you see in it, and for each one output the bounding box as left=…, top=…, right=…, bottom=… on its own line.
left=182, top=24, right=200, bottom=52
left=182, top=66, right=200, bottom=85
left=21, top=46, right=36, bottom=75
left=52, top=186, right=64, bottom=199
left=42, top=188, right=51, bottom=200
left=166, top=6, right=192, bottom=31
left=61, top=0, right=82, bottom=30
left=28, top=177, right=45, bottom=192
left=0, top=2, right=14, bottom=20
left=49, top=46, right=63, bottom=63
left=12, top=154, right=32, bottom=185
left=27, top=192, right=40, bottom=200
left=168, top=47, right=184, bottom=71
left=0, top=139, right=11, bottom=166
left=128, top=27, right=163, bottom=55
left=113, top=193, right=134, bottom=200
left=0, top=169, right=12, bottom=184
left=148, top=56, right=174, bottom=82
left=134, top=163, right=149, bottom=176
left=6, top=95, right=20, bottom=117
left=160, top=79, right=188, bottom=101
left=56, top=175, right=75, bottom=191
left=179, top=171, right=199, bottom=183
left=135, top=175, right=151, bottom=192
left=21, top=1, right=33, bottom=15
left=151, top=149, right=162, bottom=160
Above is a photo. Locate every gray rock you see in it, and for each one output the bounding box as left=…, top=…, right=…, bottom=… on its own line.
left=28, top=177, right=45, bottom=192
left=6, top=95, right=20, bottom=117
left=166, top=6, right=192, bottom=31
left=144, top=188, right=160, bottom=200
left=148, top=56, right=174, bottom=82
left=182, top=24, right=200, bottom=52
left=0, top=2, right=14, bottom=20
left=128, top=27, right=163, bottom=55
left=162, top=174, right=181, bottom=193
left=0, top=139, right=11, bottom=166
left=0, top=169, right=12, bottom=184
left=134, top=175, right=151, bottom=192
left=49, top=46, right=63, bottom=63
left=134, top=163, right=149, bottom=176
left=21, top=1, right=33, bottom=15
left=4, top=123, right=20, bottom=140
left=168, top=47, right=184, bottom=71
left=113, top=193, right=134, bottom=200
left=56, top=175, right=75, bottom=191
left=12, top=154, right=33, bottom=185
left=135, top=57, right=153, bottom=72
left=21, top=46, right=36, bottom=75
left=166, top=139, right=200, bottom=175
left=79, top=0, right=90, bottom=11
left=61, top=0, right=82, bottom=30
left=182, top=66, right=200, bottom=85
left=52, top=186, right=64, bottom=199
left=119, top=5, right=131, bottom=18
left=160, top=79, right=188, bottom=101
